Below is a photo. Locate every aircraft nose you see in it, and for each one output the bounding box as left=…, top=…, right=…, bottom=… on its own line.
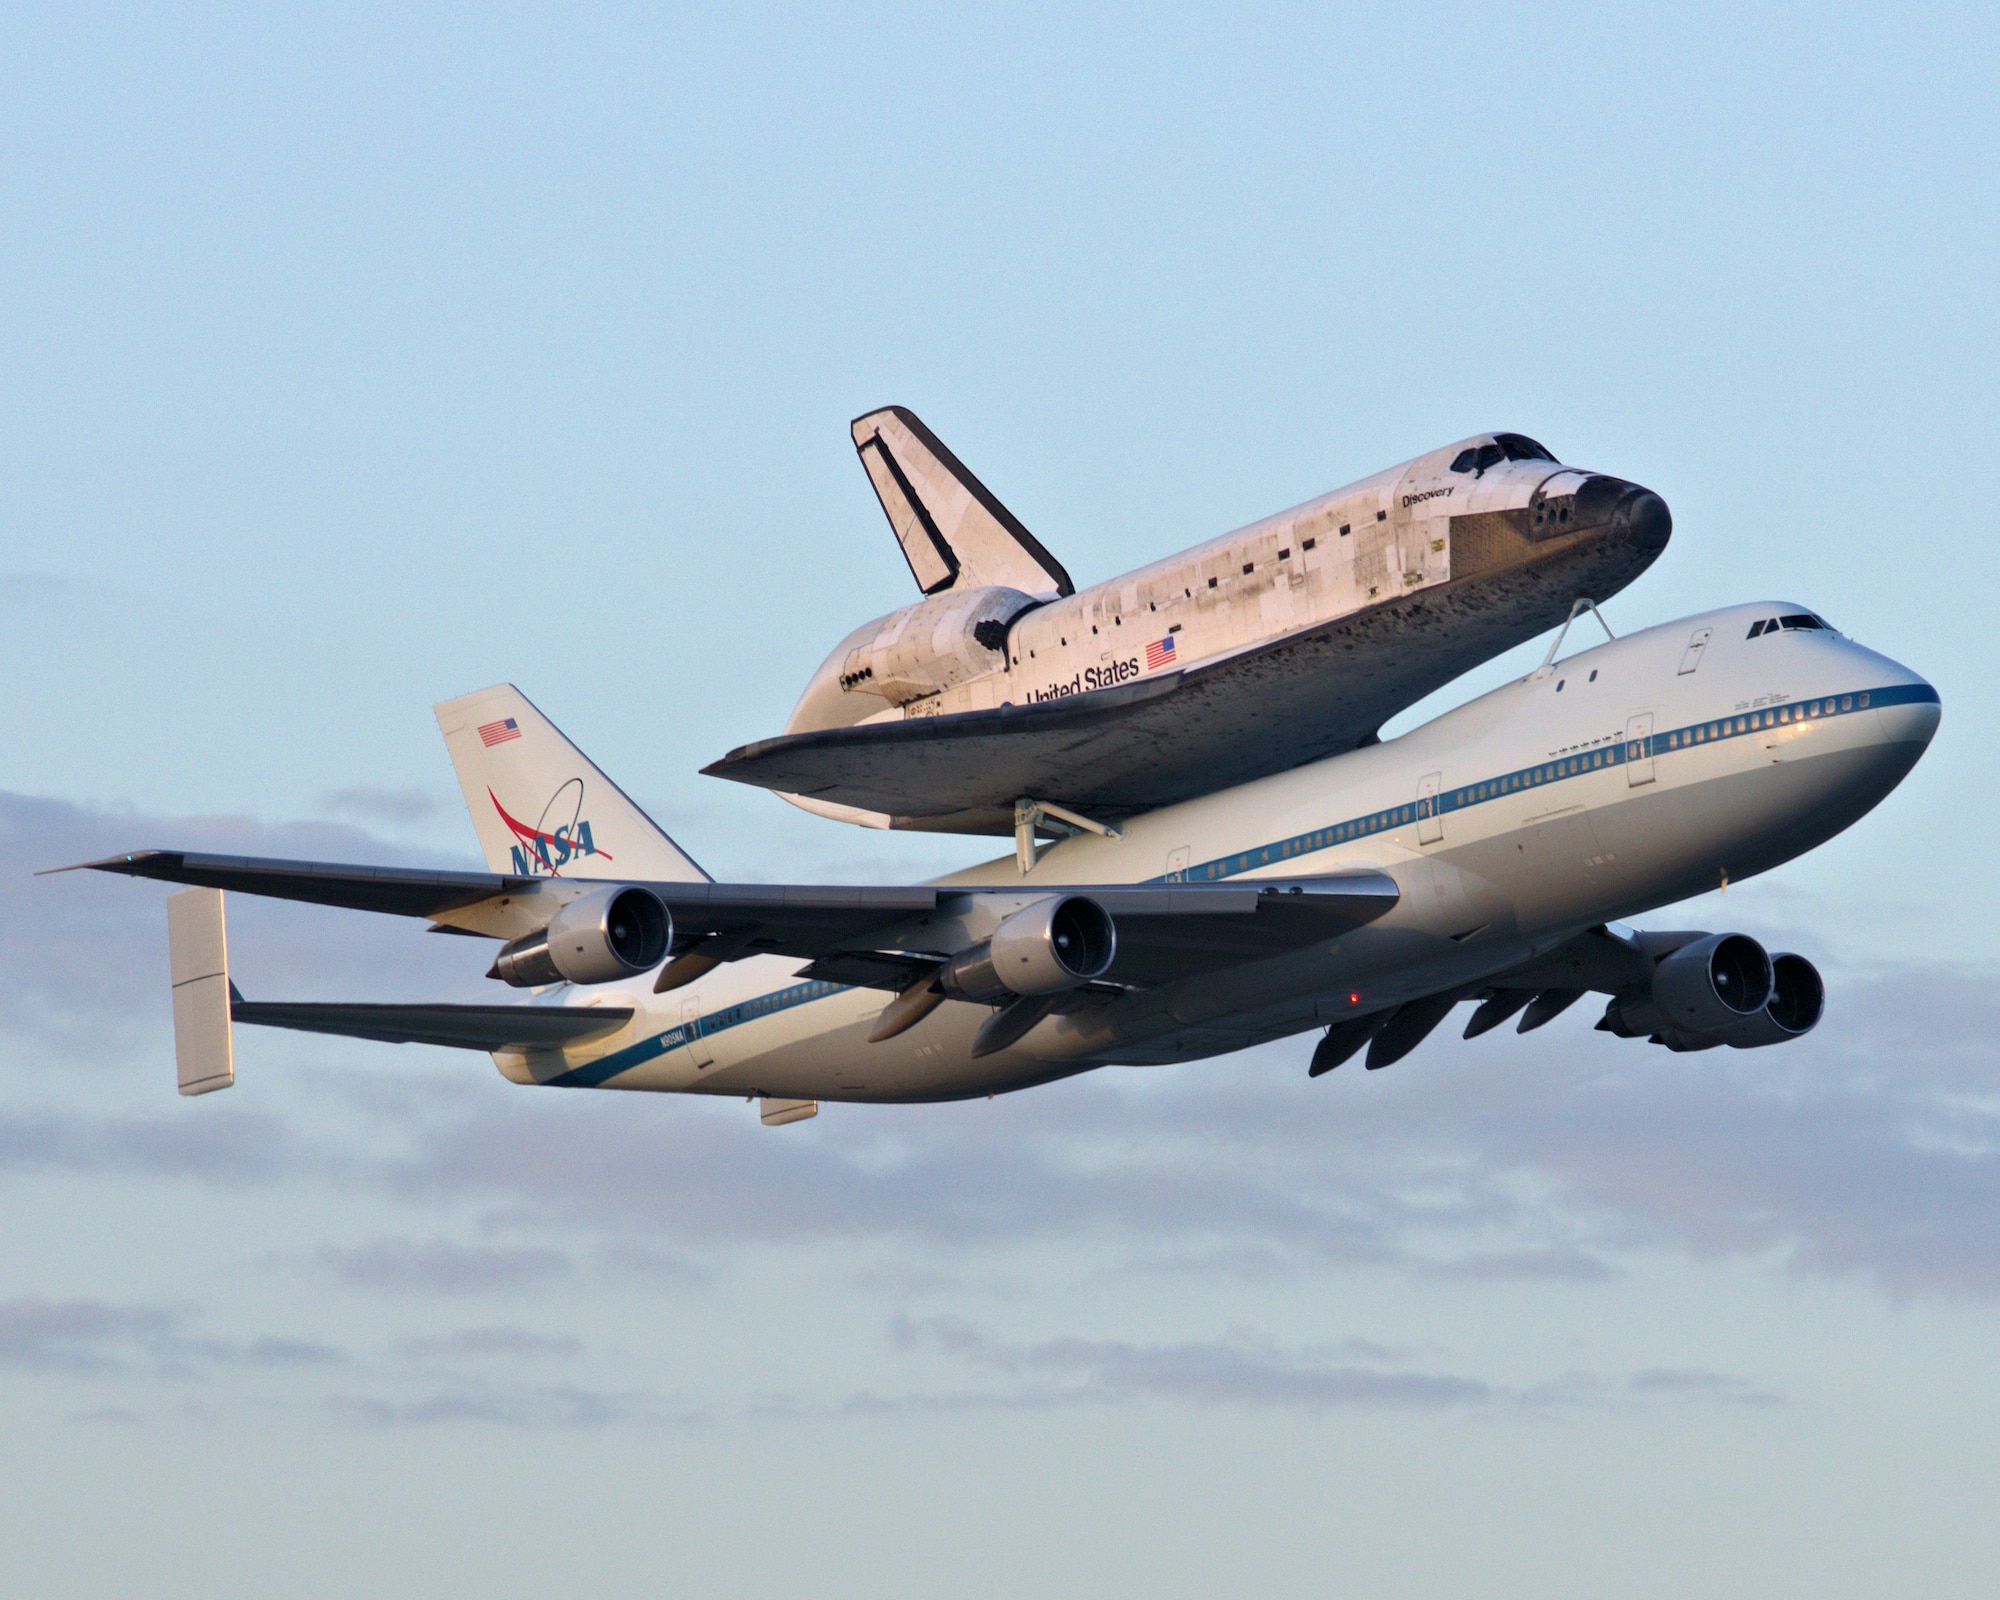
left=1875, top=678, right=1942, bottom=749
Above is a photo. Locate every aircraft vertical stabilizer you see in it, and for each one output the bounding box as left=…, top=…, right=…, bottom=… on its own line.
left=851, top=406, right=1073, bottom=598
left=435, top=685, right=709, bottom=883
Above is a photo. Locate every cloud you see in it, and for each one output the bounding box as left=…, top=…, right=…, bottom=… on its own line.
left=318, top=1240, right=575, bottom=1295
left=322, top=787, right=441, bottom=826
left=868, top=1316, right=1779, bottom=1414
left=0, top=1298, right=344, bottom=1375
left=0, top=1299, right=178, bottom=1373
left=393, top=1327, right=584, bottom=1361
left=1, top=790, right=491, bottom=1037
left=325, top=1384, right=666, bottom=1429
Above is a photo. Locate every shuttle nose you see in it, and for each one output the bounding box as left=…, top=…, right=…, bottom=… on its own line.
left=1569, top=475, right=1672, bottom=553
left=1611, top=485, right=1672, bottom=551
left=1532, top=475, right=1672, bottom=556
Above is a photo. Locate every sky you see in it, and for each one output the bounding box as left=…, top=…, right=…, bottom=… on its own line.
left=2, top=3, right=1997, bottom=1596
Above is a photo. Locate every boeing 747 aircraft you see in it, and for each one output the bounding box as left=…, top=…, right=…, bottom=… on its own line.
left=66, top=599, right=1935, bottom=1124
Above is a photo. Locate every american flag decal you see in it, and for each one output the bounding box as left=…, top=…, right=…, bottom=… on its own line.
left=1145, top=635, right=1177, bottom=671
left=478, top=717, right=522, bottom=747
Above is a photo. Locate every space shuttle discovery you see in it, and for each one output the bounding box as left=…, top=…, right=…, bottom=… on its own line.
left=706, top=407, right=1673, bottom=836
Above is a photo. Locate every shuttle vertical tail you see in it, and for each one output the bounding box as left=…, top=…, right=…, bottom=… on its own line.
left=850, top=406, right=1073, bottom=598
left=435, top=685, right=709, bottom=883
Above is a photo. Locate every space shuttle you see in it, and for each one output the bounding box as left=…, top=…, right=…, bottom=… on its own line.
left=705, top=407, right=1673, bottom=841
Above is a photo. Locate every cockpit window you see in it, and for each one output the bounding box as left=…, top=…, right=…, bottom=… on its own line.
left=1494, top=433, right=1559, bottom=463
left=1474, top=443, right=1503, bottom=472
left=1449, top=448, right=1478, bottom=473
left=1778, top=614, right=1824, bottom=631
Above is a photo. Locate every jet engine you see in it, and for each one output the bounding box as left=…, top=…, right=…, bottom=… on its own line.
left=1599, top=935, right=1823, bottom=1051
left=491, top=885, right=672, bottom=988
left=937, top=895, right=1117, bottom=1003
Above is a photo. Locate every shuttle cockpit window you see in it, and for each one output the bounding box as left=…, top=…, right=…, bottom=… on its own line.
left=1493, top=433, right=1559, bottom=463
left=1449, top=443, right=1507, bottom=475
left=1452, top=436, right=1559, bottom=475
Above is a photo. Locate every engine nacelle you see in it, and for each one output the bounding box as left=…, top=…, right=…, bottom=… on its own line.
left=938, top=895, right=1117, bottom=1003
left=492, top=886, right=672, bottom=988
left=1601, top=932, right=1773, bottom=1040
left=834, top=585, right=1040, bottom=708
left=1697, top=952, right=1825, bottom=1050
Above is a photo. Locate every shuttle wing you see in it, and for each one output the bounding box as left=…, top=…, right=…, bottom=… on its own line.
left=705, top=571, right=1576, bottom=832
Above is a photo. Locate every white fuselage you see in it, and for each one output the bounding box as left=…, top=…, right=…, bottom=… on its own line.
left=499, top=602, right=1937, bottom=1101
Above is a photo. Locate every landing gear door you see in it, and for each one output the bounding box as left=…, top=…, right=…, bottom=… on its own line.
left=1625, top=714, right=1656, bottom=787
left=1416, top=771, right=1444, bottom=844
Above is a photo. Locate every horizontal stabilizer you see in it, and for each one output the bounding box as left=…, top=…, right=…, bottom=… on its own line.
left=231, top=1000, right=634, bottom=1052
left=852, top=406, right=1072, bottom=598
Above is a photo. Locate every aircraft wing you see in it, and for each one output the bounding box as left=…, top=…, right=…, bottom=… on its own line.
left=67, top=851, right=1398, bottom=987
left=231, top=999, right=634, bottom=1051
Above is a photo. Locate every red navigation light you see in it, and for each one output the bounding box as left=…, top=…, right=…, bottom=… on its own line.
left=1349, top=991, right=1360, bottom=1005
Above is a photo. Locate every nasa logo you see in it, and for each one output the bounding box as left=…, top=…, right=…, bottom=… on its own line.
left=490, top=780, right=615, bottom=877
